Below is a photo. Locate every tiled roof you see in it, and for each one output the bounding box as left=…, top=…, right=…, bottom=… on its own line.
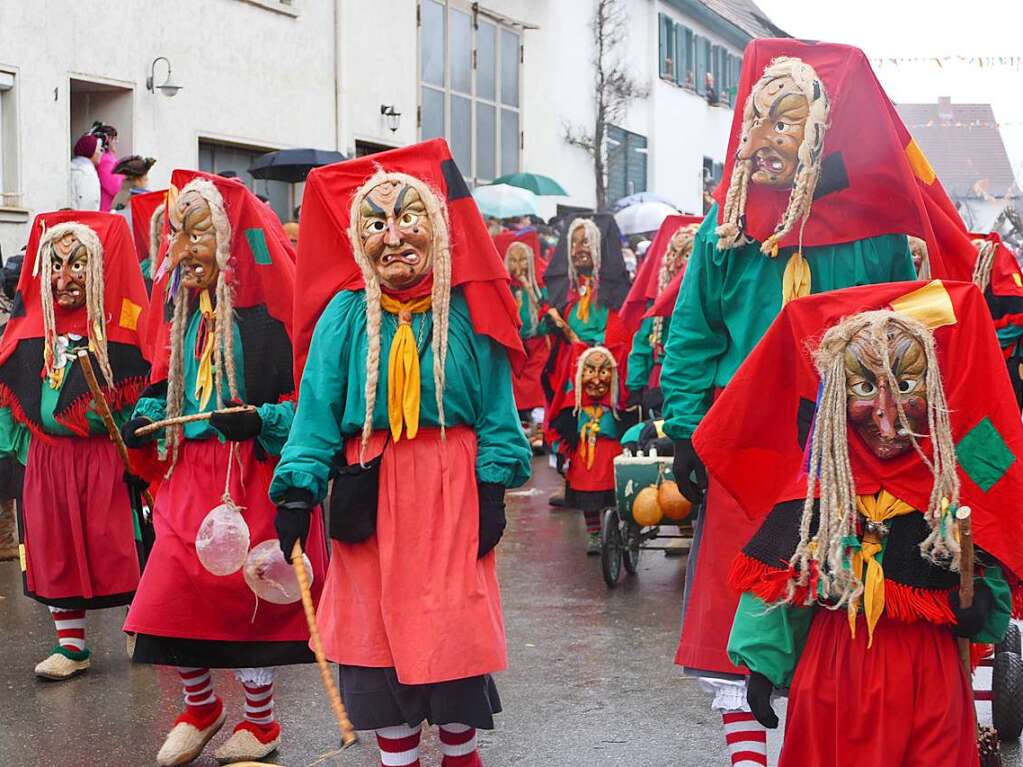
left=696, top=0, right=789, bottom=40
left=895, top=100, right=1019, bottom=199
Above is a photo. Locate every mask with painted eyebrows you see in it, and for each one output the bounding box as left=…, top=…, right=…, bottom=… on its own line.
left=359, top=180, right=435, bottom=291
left=737, top=73, right=809, bottom=188
left=506, top=242, right=531, bottom=282
left=844, top=325, right=929, bottom=460
left=581, top=350, right=614, bottom=399
left=50, top=233, right=89, bottom=310
left=169, top=189, right=219, bottom=291
left=570, top=224, right=594, bottom=276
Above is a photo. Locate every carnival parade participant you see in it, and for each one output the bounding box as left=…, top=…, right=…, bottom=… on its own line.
left=0, top=211, right=150, bottom=680
left=659, top=39, right=982, bottom=765
left=620, top=215, right=700, bottom=415
left=701, top=280, right=1023, bottom=765
left=270, top=138, right=531, bottom=767
left=128, top=188, right=166, bottom=287
left=549, top=346, right=622, bottom=553
left=120, top=170, right=327, bottom=766
left=970, top=232, right=1023, bottom=407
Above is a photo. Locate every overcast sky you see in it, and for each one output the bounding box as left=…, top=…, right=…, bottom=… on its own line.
left=756, top=0, right=1023, bottom=182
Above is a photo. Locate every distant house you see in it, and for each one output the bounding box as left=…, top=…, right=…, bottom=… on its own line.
left=895, top=97, right=1020, bottom=232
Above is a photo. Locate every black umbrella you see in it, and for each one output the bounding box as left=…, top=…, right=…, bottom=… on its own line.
left=248, top=148, right=347, bottom=183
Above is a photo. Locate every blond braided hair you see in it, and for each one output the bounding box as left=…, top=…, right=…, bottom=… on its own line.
left=718, top=56, right=830, bottom=254
left=651, top=224, right=698, bottom=347
left=347, top=171, right=452, bottom=462
left=37, top=222, right=115, bottom=389
left=787, top=310, right=961, bottom=609
left=505, top=240, right=542, bottom=333
left=971, top=237, right=997, bottom=293
left=148, top=204, right=166, bottom=264
left=573, top=345, right=619, bottom=413
left=567, top=218, right=602, bottom=295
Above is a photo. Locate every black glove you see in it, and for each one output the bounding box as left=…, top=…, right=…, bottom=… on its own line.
left=123, top=471, right=149, bottom=495
left=477, top=482, right=507, bottom=558
left=121, top=417, right=154, bottom=449
left=746, top=671, right=779, bottom=729
left=672, top=438, right=707, bottom=505
left=950, top=580, right=994, bottom=638
left=275, top=487, right=314, bottom=560
left=209, top=401, right=263, bottom=442
left=625, top=388, right=643, bottom=409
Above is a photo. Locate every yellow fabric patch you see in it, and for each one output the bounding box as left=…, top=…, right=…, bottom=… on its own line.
left=781, top=251, right=811, bottom=306
left=905, top=140, right=937, bottom=185
left=119, top=298, right=142, bottom=331
left=890, top=280, right=957, bottom=329
left=1014, top=273, right=1022, bottom=288
left=19, top=543, right=26, bottom=571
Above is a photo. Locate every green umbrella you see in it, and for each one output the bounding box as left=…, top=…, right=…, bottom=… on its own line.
left=490, top=172, right=567, bottom=196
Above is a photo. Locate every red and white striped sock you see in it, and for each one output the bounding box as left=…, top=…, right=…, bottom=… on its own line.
left=722, top=711, right=768, bottom=767
left=439, top=723, right=482, bottom=767
left=48, top=607, right=86, bottom=652
left=178, top=667, right=218, bottom=712
left=242, top=679, right=275, bottom=725
left=583, top=509, right=601, bottom=534
left=376, top=724, right=422, bottom=767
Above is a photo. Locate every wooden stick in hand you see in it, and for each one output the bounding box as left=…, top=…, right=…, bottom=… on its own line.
left=957, top=506, right=975, bottom=675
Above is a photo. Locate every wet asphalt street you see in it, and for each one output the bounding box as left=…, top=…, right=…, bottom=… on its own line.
left=1, top=457, right=1021, bottom=766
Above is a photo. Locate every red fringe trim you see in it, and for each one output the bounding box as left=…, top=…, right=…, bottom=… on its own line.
left=0, top=382, right=56, bottom=446
left=991, top=311, right=1023, bottom=332
left=1012, top=582, right=1023, bottom=620
left=729, top=552, right=957, bottom=626
left=53, top=376, right=147, bottom=437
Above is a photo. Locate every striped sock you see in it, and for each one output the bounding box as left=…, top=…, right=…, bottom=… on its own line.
left=439, top=723, right=482, bottom=767
left=583, top=509, right=601, bottom=534
left=178, top=667, right=217, bottom=712
left=722, top=711, right=768, bottom=767
left=242, top=679, right=275, bottom=725
left=376, top=724, right=422, bottom=767
left=49, top=607, right=86, bottom=652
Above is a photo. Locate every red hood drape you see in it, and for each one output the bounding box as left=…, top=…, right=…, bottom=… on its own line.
left=128, top=189, right=167, bottom=263
left=970, top=231, right=1023, bottom=332
left=621, top=214, right=702, bottom=333
left=293, top=138, right=524, bottom=380
left=494, top=228, right=545, bottom=287
left=693, top=279, right=1023, bottom=584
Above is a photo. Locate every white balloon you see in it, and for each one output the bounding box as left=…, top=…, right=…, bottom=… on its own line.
left=243, top=539, right=312, bottom=605
left=195, top=503, right=250, bottom=576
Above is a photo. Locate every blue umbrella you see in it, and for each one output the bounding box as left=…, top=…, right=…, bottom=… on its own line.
left=472, top=184, right=539, bottom=219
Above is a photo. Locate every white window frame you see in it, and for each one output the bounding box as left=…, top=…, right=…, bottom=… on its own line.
left=0, top=67, right=21, bottom=209
left=237, top=0, right=300, bottom=17
left=417, top=0, right=522, bottom=184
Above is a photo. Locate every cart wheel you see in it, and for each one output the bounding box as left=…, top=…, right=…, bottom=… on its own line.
left=997, top=623, right=1022, bottom=656
left=622, top=523, right=641, bottom=575
left=601, top=508, right=623, bottom=588
left=993, top=651, right=1023, bottom=740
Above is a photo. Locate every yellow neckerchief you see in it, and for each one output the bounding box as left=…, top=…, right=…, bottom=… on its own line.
left=577, top=405, right=604, bottom=469
left=194, top=289, right=217, bottom=410
left=575, top=276, right=593, bottom=323
left=848, top=489, right=916, bottom=646
left=770, top=243, right=812, bottom=306
left=379, top=294, right=433, bottom=442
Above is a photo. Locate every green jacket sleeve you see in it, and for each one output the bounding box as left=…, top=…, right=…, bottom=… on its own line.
left=626, top=317, right=655, bottom=392
left=269, top=294, right=349, bottom=503
left=660, top=227, right=728, bottom=440
left=132, top=395, right=167, bottom=423
left=727, top=592, right=815, bottom=687
left=473, top=335, right=532, bottom=488
left=0, top=407, right=30, bottom=465
left=973, top=564, right=1012, bottom=645
left=256, top=399, right=295, bottom=458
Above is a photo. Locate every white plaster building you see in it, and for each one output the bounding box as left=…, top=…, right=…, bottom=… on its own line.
left=0, top=0, right=784, bottom=257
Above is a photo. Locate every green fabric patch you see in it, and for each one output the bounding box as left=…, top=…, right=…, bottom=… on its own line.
left=956, top=417, right=1016, bottom=492
left=245, top=228, right=273, bottom=266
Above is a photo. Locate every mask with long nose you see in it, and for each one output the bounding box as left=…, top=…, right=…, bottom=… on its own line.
left=737, top=73, right=809, bottom=189
left=359, top=180, right=435, bottom=291
left=844, top=327, right=929, bottom=460
left=50, top=232, right=89, bottom=310
left=169, top=189, right=220, bottom=291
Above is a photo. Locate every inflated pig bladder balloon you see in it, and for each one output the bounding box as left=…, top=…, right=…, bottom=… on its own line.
left=243, top=539, right=313, bottom=605
left=195, top=503, right=250, bottom=576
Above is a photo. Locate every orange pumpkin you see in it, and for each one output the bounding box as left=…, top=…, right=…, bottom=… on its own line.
left=658, top=480, right=692, bottom=521
left=632, top=486, right=663, bottom=526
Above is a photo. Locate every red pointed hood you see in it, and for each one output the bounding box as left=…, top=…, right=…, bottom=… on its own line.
left=970, top=231, right=1023, bottom=332
left=621, top=214, right=702, bottom=333
left=494, top=228, right=545, bottom=287
left=129, top=189, right=167, bottom=263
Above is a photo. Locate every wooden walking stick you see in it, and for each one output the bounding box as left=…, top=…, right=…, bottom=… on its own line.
left=292, top=539, right=358, bottom=748
left=957, top=506, right=1004, bottom=767
left=133, top=406, right=256, bottom=438
left=76, top=349, right=154, bottom=510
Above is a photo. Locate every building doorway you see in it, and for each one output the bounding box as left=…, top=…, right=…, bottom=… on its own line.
left=198, top=139, right=293, bottom=222
left=69, top=77, right=133, bottom=156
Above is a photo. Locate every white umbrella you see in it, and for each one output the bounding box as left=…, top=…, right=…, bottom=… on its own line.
left=614, top=201, right=679, bottom=235
left=472, top=184, right=540, bottom=219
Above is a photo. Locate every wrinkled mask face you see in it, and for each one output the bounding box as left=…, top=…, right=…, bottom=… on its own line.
left=50, top=233, right=89, bottom=310
left=359, top=180, right=435, bottom=291
left=506, top=244, right=530, bottom=282
left=844, top=327, right=929, bottom=460
left=570, top=225, right=594, bottom=277
left=738, top=73, right=809, bottom=188
left=169, top=190, right=220, bottom=291
left=664, top=229, right=694, bottom=276
left=581, top=351, right=614, bottom=399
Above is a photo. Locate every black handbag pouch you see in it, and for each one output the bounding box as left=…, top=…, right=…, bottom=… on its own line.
left=328, top=449, right=384, bottom=543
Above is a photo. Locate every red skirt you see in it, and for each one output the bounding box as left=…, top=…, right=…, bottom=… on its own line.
left=780, top=610, right=978, bottom=767
left=20, top=435, right=140, bottom=608
left=316, top=426, right=507, bottom=685
left=566, top=436, right=620, bottom=492
left=511, top=336, right=549, bottom=411
left=124, top=438, right=327, bottom=645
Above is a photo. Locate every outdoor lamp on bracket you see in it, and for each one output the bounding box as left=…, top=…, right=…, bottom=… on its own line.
left=380, top=105, right=402, bottom=133
left=146, top=57, right=182, bottom=97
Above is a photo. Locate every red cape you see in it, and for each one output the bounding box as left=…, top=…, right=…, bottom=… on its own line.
left=144, top=170, right=297, bottom=384
left=294, top=138, right=523, bottom=380
left=715, top=39, right=978, bottom=281
left=128, top=189, right=166, bottom=263
left=621, top=214, right=702, bottom=333
left=693, top=280, right=1023, bottom=584
left=493, top=228, right=545, bottom=287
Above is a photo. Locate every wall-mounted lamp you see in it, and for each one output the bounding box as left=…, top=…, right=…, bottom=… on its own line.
left=146, top=57, right=182, bottom=97
left=380, top=104, right=402, bottom=133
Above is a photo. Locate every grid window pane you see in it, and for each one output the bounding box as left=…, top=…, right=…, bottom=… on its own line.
left=451, top=94, right=472, bottom=174
left=501, top=108, right=519, bottom=175
left=420, top=0, right=444, bottom=87
left=477, top=21, right=496, bottom=101
left=477, top=102, right=496, bottom=181
left=659, top=14, right=673, bottom=79
left=500, top=29, right=519, bottom=106
left=450, top=9, right=472, bottom=94
left=421, top=86, right=445, bottom=140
